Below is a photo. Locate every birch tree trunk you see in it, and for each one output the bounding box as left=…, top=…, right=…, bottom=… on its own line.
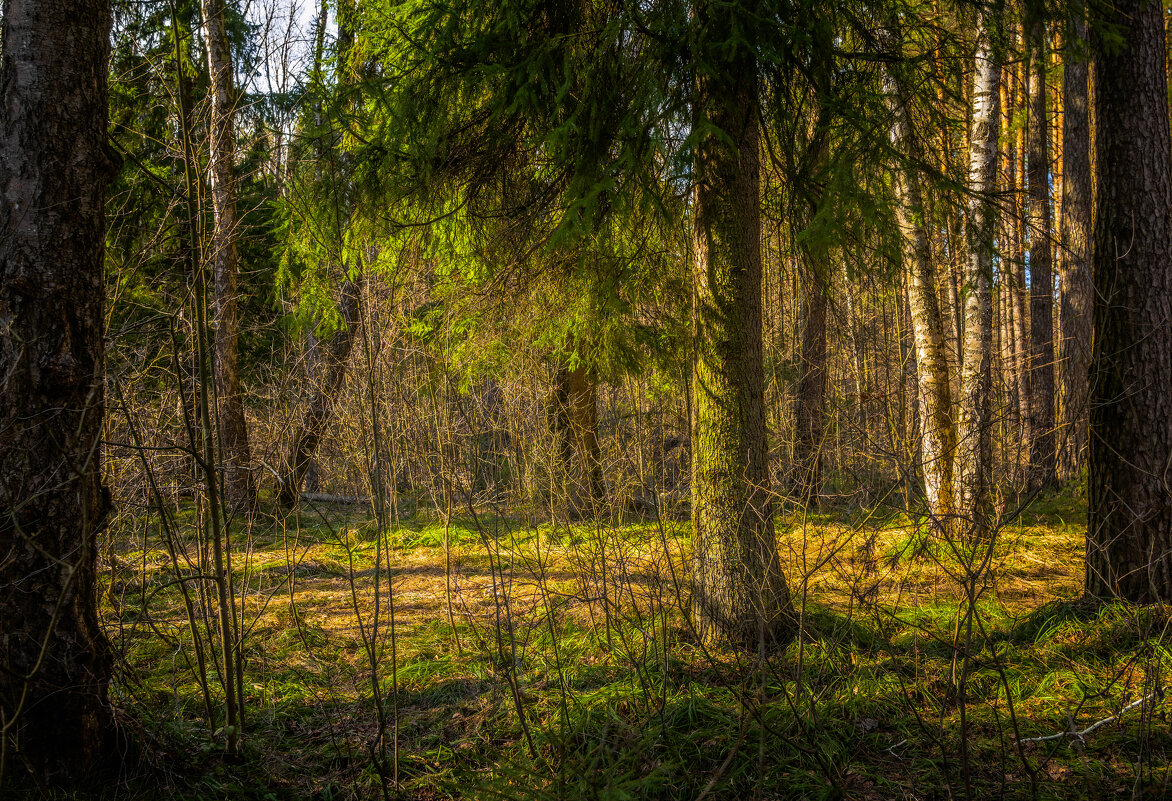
left=1057, top=15, right=1092, bottom=482
left=882, top=37, right=957, bottom=528
left=956, top=14, right=1001, bottom=537
left=689, top=0, right=793, bottom=646
left=1086, top=0, right=1172, bottom=602
left=202, top=0, right=254, bottom=512
left=0, top=0, right=117, bottom=785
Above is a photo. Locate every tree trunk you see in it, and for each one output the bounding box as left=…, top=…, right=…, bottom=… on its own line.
left=1057, top=15, right=1092, bottom=482
left=998, top=62, right=1023, bottom=443
left=0, top=0, right=117, bottom=786
left=301, top=0, right=332, bottom=498
left=1009, top=51, right=1033, bottom=477
left=1086, top=0, right=1172, bottom=602
left=883, top=40, right=957, bottom=528
left=794, top=250, right=828, bottom=508
left=202, top=0, right=254, bottom=512
left=689, top=0, right=793, bottom=646
left=899, top=266, right=923, bottom=507
left=279, top=279, right=362, bottom=506
left=549, top=361, right=605, bottom=517
left=1027, top=18, right=1056, bottom=485
left=956, top=14, right=1000, bottom=538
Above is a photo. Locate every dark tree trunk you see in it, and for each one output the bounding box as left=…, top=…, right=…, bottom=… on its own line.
left=549, top=361, right=605, bottom=517
left=1027, top=19, right=1056, bottom=485
left=999, top=59, right=1026, bottom=450
left=279, top=279, right=362, bottom=506
left=202, top=0, right=254, bottom=513
left=689, top=0, right=793, bottom=647
left=1086, top=0, right=1172, bottom=603
left=794, top=252, right=828, bottom=508
left=1057, top=16, right=1092, bottom=482
left=0, top=0, right=117, bottom=786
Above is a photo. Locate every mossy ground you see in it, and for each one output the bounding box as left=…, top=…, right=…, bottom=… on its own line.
left=99, top=487, right=1171, bottom=800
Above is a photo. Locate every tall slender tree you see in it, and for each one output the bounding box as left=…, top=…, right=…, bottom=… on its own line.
left=1057, top=11, right=1091, bottom=482
left=202, top=0, right=254, bottom=511
left=1086, top=0, right=1172, bottom=602
left=882, top=29, right=957, bottom=528
left=1026, top=13, right=1056, bottom=485
left=0, top=0, right=117, bottom=785
left=956, top=10, right=1001, bottom=537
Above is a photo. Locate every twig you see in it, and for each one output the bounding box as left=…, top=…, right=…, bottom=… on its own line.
left=1019, top=691, right=1162, bottom=744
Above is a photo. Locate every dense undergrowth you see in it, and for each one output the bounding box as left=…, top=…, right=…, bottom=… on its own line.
left=96, top=487, right=1170, bottom=800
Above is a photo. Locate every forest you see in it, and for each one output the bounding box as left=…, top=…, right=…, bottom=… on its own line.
left=2, top=0, right=1172, bottom=798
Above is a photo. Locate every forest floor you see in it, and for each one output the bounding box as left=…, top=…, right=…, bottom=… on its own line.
left=101, top=487, right=1172, bottom=800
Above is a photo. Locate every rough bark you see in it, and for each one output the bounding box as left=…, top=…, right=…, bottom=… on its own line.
left=793, top=112, right=832, bottom=509
left=1086, top=0, right=1172, bottom=603
left=1057, top=15, right=1092, bottom=482
left=882, top=40, right=957, bottom=528
left=549, top=360, right=605, bottom=517
left=689, top=0, right=793, bottom=646
left=1009, top=52, right=1033, bottom=468
left=202, top=0, right=254, bottom=512
left=794, top=251, right=828, bottom=508
left=956, top=15, right=1001, bottom=538
left=0, top=0, right=117, bottom=785
left=998, top=61, right=1024, bottom=441
left=1026, top=19, right=1056, bottom=485
left=279, top=279, right=362, bottom=506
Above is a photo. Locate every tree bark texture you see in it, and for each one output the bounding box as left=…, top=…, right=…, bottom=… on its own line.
left=793, top=113, right=832, bottom=509
left=794, top=248, right=828, bottom=508
left=690, top=0, right=793, bottom=646
left=998, top=65, right=1022, bottom=436
left=1086, top=0, right=1172, bottom=603
left=1010, top=54, right=1033, bottom=468
left=0, top=0, right=116, bottom=785
left=549, top=361, right=605, bottom=517
left=883, top=43, right=957, bottom=527
left=279, top=279, right=362, bottom=506
left=1027, top=19, right=1056, bottom=484
left=1057, top=15, right=1092, bottom=482
left=202, top=0, right=254, bottom=512
left=956, top=15, right=1000, bottom=538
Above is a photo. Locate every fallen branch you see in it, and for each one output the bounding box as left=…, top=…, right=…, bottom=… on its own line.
left=1020, top=691, right=1162, bottom=744
left=300, top=492, right=370, bottom=506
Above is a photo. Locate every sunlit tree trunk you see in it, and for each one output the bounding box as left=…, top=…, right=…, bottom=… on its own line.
left=1086, top=0, right=1172, bottom=602
left=956, top=14, right=1001, bottom=537
left=1057, top=15, right=1092, bottom=482
left=690, top=0, right=793, bottom=646
left=999, top=62, right=1023, bottom=444
left=883, top=38, right=957, bottom=528
left=202, top=0, right=254, bottom=512
left=0, top=0, right=116, bottom=785
left=1026, top=18, right=1056, bottom=485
